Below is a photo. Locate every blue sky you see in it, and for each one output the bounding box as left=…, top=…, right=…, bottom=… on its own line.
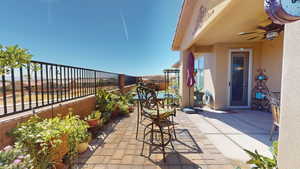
left=0, top=0, right=183, bottom=76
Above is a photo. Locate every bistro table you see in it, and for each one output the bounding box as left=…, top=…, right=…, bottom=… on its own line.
left=133, top=92, right=178, bottom=139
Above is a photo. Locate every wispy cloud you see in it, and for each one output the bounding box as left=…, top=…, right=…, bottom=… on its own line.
left=47, top=4, right=52, bottom=24
left=119, top=10, right=129, bottom=41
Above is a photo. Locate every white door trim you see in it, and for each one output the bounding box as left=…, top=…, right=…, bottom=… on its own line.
left=227, top=48, right=253, bottom=108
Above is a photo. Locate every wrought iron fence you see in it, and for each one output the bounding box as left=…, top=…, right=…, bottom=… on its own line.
left=0, top=60, right=137, bottom=118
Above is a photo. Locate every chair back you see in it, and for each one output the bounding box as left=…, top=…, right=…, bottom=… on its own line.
left=267, top=92, right=280, bottom=125
left=136, top=86, right=160, bottom=119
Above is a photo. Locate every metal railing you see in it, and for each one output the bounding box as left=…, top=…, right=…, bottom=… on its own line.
left=0, top=60, right=137, bottom=118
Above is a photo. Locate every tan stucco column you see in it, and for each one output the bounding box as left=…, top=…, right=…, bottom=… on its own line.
left=278, top=21, right=300, bottom=169
left=179, top=50, right=194, bottom=107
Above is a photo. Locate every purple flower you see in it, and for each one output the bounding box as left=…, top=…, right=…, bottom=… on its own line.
left=13, top=159, right=22, bottom=164
left=3, top=145, right=13, bottom=152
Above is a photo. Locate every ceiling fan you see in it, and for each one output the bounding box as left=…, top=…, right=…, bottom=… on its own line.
left=238, top=19, right=284, bottom=40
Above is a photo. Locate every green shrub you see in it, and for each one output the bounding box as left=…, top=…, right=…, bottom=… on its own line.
left=10, top=113, right=89, bottom=169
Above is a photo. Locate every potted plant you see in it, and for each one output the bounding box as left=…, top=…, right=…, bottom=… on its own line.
left=10, top=113, right=90, bottom=169
left=128, top=105, right=134, bottom=113
left=119, top=104, right=130, bottom=116
left=76, top=133, right=91, bottom=154
left=10, top=116, right=70, bottom=168
left=84, top=111, right=101, bottom=127
left=112, top=102, right=121, bottom=118
left=61, top=113, right=90, bottom=155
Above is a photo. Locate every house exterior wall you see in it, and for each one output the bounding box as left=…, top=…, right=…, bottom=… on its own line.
left=260, top=35, right=283, bottom=93
left=278, top=21, right=300, bottom=169
left=202, top=39, right=283, bottom=109
left=202, top=43, right=261, bottom=109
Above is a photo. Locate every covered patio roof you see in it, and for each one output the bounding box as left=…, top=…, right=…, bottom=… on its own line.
left=172, top=0, right=270, bottom=51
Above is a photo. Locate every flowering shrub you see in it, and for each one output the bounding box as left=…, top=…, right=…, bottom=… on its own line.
left=0, top=145, right=33, bottom=169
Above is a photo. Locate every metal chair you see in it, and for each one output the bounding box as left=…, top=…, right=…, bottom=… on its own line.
left=136, top=85, right=176, bottom=162
left=135, top=83, right=177, bottom=139
left=267, top=92, right=280, bottom=140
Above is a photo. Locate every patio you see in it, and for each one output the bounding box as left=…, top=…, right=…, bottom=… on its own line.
left=187, top=108, right=276, bottom=164
left=73, top=109, right=235, bottom=169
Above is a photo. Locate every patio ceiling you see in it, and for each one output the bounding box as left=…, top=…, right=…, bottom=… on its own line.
left=193, top=0, right=269, bottom=46
left=173, top=0, right=270, bottom=51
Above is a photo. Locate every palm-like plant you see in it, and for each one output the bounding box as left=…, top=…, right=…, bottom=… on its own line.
left=0, top=45, right=33, bottom=75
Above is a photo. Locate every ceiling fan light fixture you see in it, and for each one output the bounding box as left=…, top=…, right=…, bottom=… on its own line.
left=266, top=31, right=279, bottom=40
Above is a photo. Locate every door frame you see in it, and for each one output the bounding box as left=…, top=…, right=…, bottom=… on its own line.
left=227, top=48, right=253, bottom=108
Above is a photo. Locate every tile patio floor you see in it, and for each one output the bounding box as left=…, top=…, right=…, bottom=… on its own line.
left=73, top=109, right=235, bottom=169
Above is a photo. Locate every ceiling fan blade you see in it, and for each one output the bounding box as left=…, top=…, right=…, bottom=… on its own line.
left=246, top=34, right=265, bottom=40
left=239, top=32, right=257, bottom=35
left=258, top=19, right=273, bottom=27
left=247, top=37, right=258, bottom=40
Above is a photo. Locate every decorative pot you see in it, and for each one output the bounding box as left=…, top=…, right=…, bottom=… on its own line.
left=128, top=105, right=134, bottom=113
left=77, top=142, right=89, bottom=153
left=86, top=119, right=100, bottom=127
left=51, top=134, right=69, bottom=162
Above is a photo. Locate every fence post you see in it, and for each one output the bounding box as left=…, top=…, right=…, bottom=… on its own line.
left=118, top=74, right=125, bottom=94
left=94, top=70, right=97, bottom=94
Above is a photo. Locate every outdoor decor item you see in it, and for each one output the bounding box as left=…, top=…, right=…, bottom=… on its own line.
left=251, top=69, right=270, bottom=111
left=265, top=0, right=300, bottom=24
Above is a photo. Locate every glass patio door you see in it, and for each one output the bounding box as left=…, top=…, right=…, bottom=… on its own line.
left=229, top=51, right=250, bottom=107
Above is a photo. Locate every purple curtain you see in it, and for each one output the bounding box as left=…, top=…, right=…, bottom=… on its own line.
left=187, top=52, right=196, bottom=87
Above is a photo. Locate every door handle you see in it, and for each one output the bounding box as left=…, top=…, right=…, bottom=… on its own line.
left=229, top=82, right=231, bottom=87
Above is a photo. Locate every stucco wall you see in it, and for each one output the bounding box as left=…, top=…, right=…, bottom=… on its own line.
left=278, top=21, right=300, bottom=169
left=260, top=35, right=283, bottom=93
left=201, top=39, right=283, bottom=109
left=203, top=53, right=217, bottom=108
left=212, top=43, right=262, bottom=109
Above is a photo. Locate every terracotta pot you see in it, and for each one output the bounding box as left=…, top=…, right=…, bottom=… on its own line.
left=112, top=106, right=120, bottom=118
left=77, top=142, right=89, bottom=153
left=54, top=161, right=69, bottom=169
left=51, top=134, right=69, bottom=162
left=128, top=106, right=134, bottom=113
left=86, top=119, right=100, bottom=127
